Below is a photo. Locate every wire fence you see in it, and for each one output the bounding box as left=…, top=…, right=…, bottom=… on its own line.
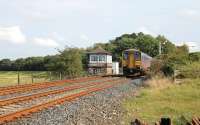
left=0, top=71, right=65, bottom=87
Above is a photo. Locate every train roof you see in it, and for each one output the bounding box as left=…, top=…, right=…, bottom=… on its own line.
left=123, top=48, right=152, bottom=58
left=141, top=52, right=152, bottom=59
left=124, top=49, right=140, bottom=52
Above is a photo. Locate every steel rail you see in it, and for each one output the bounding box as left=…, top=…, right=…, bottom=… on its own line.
left=0, top=77, right=103, bottom=96
left=0, top=78, right=121, bottom=106
left=0, top=76, right=100, bottom=92
left=0, top=79, right=128, bottom=124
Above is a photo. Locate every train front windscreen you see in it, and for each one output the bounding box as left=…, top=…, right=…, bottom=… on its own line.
left=134, top=51, right=141, bottom=61
left=123, top=52, right=128, bottom=60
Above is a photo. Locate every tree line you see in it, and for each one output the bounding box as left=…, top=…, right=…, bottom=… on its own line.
left=91, top=32, right=176, bottom=61
left=0, top=32, right=199, bottom=77
left=0, top=48, right=85, bottom=77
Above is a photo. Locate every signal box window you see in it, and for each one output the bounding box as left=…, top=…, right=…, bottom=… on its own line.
left=99, top=55, right=105, bottom=62
left=90, top=55, right=98, bottom=61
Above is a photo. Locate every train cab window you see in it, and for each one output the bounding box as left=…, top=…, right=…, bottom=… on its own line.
left=134, top=51, right=141, bottom=60
left=123, top=52, right=128, bottom=60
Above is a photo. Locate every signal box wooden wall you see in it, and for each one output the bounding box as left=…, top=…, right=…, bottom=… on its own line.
left=87, top=47, right=112, bottom=75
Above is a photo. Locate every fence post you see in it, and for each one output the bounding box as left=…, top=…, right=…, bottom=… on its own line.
left=31, top=72, right=34, bottom=83
left=49, top=72, right=52, bottom=81
left=17, top=71, right=20, bottom=85
left=60, top=72, right=62, bottom=80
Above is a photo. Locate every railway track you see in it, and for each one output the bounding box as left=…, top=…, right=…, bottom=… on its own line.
left=0, top=78, right=120, bottom=106
left=0, top=76, right=128, bottom=124
left=0, top=76, right=102, bottom=96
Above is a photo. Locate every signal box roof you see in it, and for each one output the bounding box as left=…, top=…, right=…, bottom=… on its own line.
left=87, top=47, right=112, bottom=55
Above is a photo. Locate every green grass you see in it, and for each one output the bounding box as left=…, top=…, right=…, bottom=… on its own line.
left=0, top=71, right=52, bottom=87
left=123, top=79, right=200, bottom=125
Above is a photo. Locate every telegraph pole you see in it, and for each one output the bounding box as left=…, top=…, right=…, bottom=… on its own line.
left=159, top=40, right=167, bottom=55
left=159, top=41, right=162, bottom=55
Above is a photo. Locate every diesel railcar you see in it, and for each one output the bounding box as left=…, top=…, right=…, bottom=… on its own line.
left=122, top=49, right=152, bottom=76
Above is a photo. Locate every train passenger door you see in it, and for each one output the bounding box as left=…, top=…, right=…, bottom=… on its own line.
left=128, top=51, right=134, bottom=68
left=134, top=51, right=141, bottom=67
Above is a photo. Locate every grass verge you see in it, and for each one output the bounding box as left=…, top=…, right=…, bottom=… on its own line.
left=122, top=78, right=200, bottom=125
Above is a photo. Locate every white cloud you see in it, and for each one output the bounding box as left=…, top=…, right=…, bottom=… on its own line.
left=0, top=26, right=26, bottom=44
left=103, top=18, right=112, bottom=23
left=0, top=26, right=60, bottom=48
left=32, top=37, right=59, bottom=47
left=19, top=0, right=96, bottom=21
left=176, top=41, right=200, bottom=52
left=76, top=34, right=96, bottom=48
left=136, top=26, right=157, bottom=37
left=179, top=9, right=199, bottom=16
left=80, top=34, right=89, bottom=41
left=186, top=42, right=199, bottom=52
left=50, top=32, right=65, bottom=41
left=178, top=9, right=200, bottom=20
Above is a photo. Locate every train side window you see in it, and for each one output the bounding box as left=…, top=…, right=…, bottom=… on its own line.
left=123, top=52, right=128, bottom=60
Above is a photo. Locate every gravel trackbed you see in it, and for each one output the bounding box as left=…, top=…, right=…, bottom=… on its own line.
left=6, top=79, right=141, bottom=125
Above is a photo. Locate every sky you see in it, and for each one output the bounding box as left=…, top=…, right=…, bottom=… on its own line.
left=0, top=0, right=200, bottom=59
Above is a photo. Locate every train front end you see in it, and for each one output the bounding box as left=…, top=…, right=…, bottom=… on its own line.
left=122, top=49, right=142, bottom=76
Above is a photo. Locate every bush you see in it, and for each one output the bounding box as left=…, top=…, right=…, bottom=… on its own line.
left=178, top=62, right=200, bottom=78
left=150, top=45, right=190, bottom=77
left=189, top=52, right=200, bottom=62
left=150, top=58, right=175, bottom=77
left=161, top=63, right=174, bottom=77
left=150, top=59, right=164, bottom=75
